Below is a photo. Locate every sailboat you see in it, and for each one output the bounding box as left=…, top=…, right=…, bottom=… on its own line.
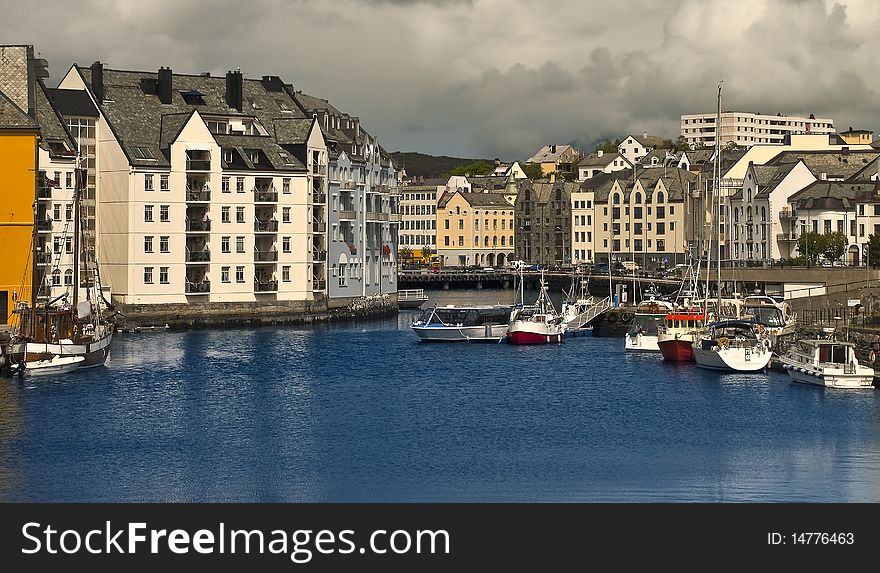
left=691, top=83, right=772, bottom=372
left=10, top=166, right=115, bottom=370
left=508, top=268, right=564, bottom=344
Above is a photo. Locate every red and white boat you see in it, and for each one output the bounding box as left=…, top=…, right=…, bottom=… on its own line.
left=507, top=273, right=564, bottom=345
left=657, top=311, right=705, bottom=362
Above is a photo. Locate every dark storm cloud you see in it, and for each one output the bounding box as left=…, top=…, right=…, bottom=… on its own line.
left=3, top=0, right=879, bottom=160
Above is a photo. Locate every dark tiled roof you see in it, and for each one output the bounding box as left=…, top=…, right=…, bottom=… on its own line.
left=35, top=80, right=76, bottom=155
left=0, top=88, right=38, bottom=129
left=45, top=88, right=98, bottom=117
left=214, top=134, right=302, bottom=170
left=78, top=66, right=308, bottom=170
left=272, top=117, right=314, bottom=145
left=527, top=144, right=580, bottom=163
left=789, top=180, right=872, bottom=211
left=630, top=134, right=666, bottom=148
left=438, top=190, right=512, bottom=209
left=766, top=150, right=880, bottom=181
left=591, top=167, right=697, bottom=203
left=581, top=152, right=622, bottom=167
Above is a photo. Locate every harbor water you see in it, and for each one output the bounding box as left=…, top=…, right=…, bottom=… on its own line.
left=1, top=288, right=879, bottom=502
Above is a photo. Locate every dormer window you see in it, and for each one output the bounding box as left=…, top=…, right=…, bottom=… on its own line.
left=133, top=146, right=155, bottom=160
left=180, top=89, right=206, bottom=105
left=250, top=151, right=260, bottom=165
left=223, top=149, right=233, bottom=164
left=206, top=120, right=227, bottom=135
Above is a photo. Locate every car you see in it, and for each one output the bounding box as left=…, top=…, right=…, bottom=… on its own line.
left=621, top=261, right=641, bottom=271
left=595, top=263, right=609, bottom=274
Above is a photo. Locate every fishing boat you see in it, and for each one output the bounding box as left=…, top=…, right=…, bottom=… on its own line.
left=10, top=167, right=115, bottom=368
left=657, top=311, right=706, bottom=362
left=12, top=355, right=85, bottom=377
left=411, top=305, right=512, bottom=342
left=508, top=271, right=564, bottom=345
left=780, top=336, right=875, bottom=389
left=624, top=298, right=676, bottom=352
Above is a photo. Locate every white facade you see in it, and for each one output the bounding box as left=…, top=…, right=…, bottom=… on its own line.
left=577, top=151, right=631, bottom=181
left=35, top=150, right=80, bottom=301
left=681, top=111, right=835, bottom=148
left=570, top=190, right=595, bottom=263
left=399, top=184, right=441, bottom=255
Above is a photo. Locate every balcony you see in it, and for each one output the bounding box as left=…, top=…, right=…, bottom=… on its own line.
left=185, top=248, right=211, bottom=263
left=185, top=280, right=211, bottom=294
left=254, top=279, right=278, bottom=292
left=37, top=186, right=52, bottom=199
left=254, top=250, right=278, bottom=262
left=37, top=218, right=53, bottom=232
left=389, top=213, right=401, bottom=223
left=312, top=250, right=327, bottom=262
left=185, top=219, right=211, bottom=232
left=254, top=219, right=279, bottom=233
left=366, top=212, right=389, bottom=222
left=779, top=208, right=797, bottom=220
left=35, top=252, right=52, bottom=265
left=777, top=233, right=798, bottom=242
left=339, top=210, right=356, bottom=221
left=313, top=193, right=327, bottom=204
left=312, top=221, right=326, bottom=233
left=346, top=242, right=357, bottom=255
left=254, top=187, right=278, bottom=203
left=312, top=279, right=327, bottom=291
left=185, top=159, right=211, bottom=171
left=312, top=164, right=327, bottom=177
left=186, top=187, right=211, bottom=202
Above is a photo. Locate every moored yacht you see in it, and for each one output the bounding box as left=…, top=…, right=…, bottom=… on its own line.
left=780, top=338, right=875, bottom=389
left=411, top=305, right=512, bottom=342
left=692, top=319, right=773, bottom=372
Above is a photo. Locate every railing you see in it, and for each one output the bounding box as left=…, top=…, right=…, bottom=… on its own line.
left=37, top=218, right=53, bottom=231
left=776, top=233, right=797, bottom=241
left=312, top=164, right=327, bottom=176
left=186, top=159, right=211, bottom=171
left=342, top=180, right=356, bottom=190
left=185, top=249, right=211, bottom=262
left=389, top=213, right=401, bottom=223
left=37, top=187, right=52, bottom=199
left=339, top=210, right=356, bottom=221
left=366, top=212, right=389, bottom=222
left=254, top=250, right=278, bottom=262
left=312, top=221, right=326, bottom=233
left=312, top=193, right=327, bottom=204
left=186, top=219, right=211, bottom=232
left=254, top=187, right=278, bottom=203
left=185, top=280, right=210, bottom=294
left=312, top=250, right=327, bottom=262
left=254, top=280, right=278, bottom=292
left=186, top=187, right=211, bottom=202
left=779, top=208, right=797, bottom=219
left=312, top=279, right=327, bottom=291
left=35, top=252, right=52, bottom=265
left=254, top=220, right=279, bottom=232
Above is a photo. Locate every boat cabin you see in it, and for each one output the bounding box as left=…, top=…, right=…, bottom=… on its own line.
left=417, top=306, right=511, bottom=327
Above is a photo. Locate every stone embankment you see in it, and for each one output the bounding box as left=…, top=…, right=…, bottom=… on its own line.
left=115, top=294, right=397, bottom=330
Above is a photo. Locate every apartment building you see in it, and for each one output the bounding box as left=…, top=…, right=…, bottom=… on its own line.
left=437, top=191, right=515, bottom=267
left=681, top=111, right=835, bottom=148
left=55, top=62, right=325, bottom=306
left=398, top=182, right=441, bottom=259
left=515, top=180, right=577, bottom=267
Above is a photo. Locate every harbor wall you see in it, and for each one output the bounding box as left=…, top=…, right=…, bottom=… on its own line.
left=115, top=293, right=398, bottom=330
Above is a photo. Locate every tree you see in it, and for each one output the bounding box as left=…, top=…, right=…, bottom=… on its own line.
left=520, top=163, right=544, bottom=179
left=421, top=245, right=434, bottom=262
left=594, top=138, right=622, bottom=154
left=398, top=245, right=413, bottom=265
left=447, top=160, right=494, bottom=177
left=796, top=232, right=824, bottom=267
left=821, top=231, right=847, bottom=264
left=868, top=234, right=880, bottom=267
left=674, top=135, right=689, bottom=152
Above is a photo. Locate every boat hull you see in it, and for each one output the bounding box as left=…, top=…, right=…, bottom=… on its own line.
left=692, top=343, right=772, bottom=372
left=411, top=324, right=508, bottom=342
left=507, top=329, right=564, bottom=345
left=10, top=331, right=113, bottom=369
left=657, top=338, right=695, bottom=362
left=783, top=365, right=875, bottom=389
left=17, top=355, right=86, bottom=376
left=625, top=333, right=660, bottom=352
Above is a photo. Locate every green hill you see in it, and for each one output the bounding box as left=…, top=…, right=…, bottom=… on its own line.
left=390, top=151, right=495, bottom=179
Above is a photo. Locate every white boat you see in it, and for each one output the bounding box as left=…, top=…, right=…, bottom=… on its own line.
left=13, top=355, right=85, bottom=377
left=741, top=295, right=796, bottom=341
left=624, top=298, right=676, bottom=352
left=780, top=338, right=875, bottom=389
left=560, top=265, right=599, bottom=332
left=508, top=271, right=564, bottom=345
left=692, top=319, right=773, bottom=372
left=411, top=305, right=512, bottom=342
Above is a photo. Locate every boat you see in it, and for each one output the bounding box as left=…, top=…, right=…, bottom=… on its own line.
left=740, top=295, right=796, bottom=341
left=398, top=289, right=430, bottom=310
left=689, top=84, right=773, bottom=373
left=560, top=265, right=610, bottom=334
left=624, top=298, right=676, bottom=352
left=411, top=305, right=512, bottom=342
left=657, top=311, right=706, bottom=362
left=11, top=355, right=85, bottom=377
left=508, top=270, right=564, bottom=345
left=9, top=166, right=115, bottom=368
left=780, top=336, right=875, bottom=389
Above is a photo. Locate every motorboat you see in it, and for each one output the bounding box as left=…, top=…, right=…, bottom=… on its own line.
left=692, top=319, right=773, bottom=372
left=624, top=298, right=676, bottom=352
left=508, top=273, right=564, bottom=345
left=740, top=295, right=796, bottom=341
left=656, top=311, right=706, bottom=362
left=12, top=355, right=85, bottom=377
left=780, top=337, right=875, bottom=389
left=411, top=305, right=512, bottom=342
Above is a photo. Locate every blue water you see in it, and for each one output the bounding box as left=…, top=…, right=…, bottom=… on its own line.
left=2, top=289, right=879, bottom=502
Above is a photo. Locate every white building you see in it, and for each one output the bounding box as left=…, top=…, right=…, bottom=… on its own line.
left=577, top=151, right=631, bottom=181
left=617, top=133, right=667, bottom=165
left=681, top=111, right=835, bottom=148
left=398, top=183, right=441, bottom=258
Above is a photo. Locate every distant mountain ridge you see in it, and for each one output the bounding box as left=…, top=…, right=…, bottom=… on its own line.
left=390, top=151, right=495, bottom=179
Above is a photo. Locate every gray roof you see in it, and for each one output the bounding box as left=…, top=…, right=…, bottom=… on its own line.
left=789, top=180, right=871, bottom=211
left=272, top=117, right=314, bottom=145
left=35, top=80, right=76, bottom=156
left=0, top=87, right=38, bottom=129
left=581, top=152, right=623, bottom=167
left=527, top=144, right=580, bottom=163
left=45, top=88, right=98, bottom=117
left=590, top=167, right=697, bottom=203
left=78, top=66, right=308, bottom=170
left=630, top=134, right=666, bottom=148
left=766, top=150, right=880, bottom=182
left=438, top=190, right=512, bottom=209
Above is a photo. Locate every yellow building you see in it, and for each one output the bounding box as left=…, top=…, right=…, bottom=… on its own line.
left=0, top=89, right=39, bottom=326
left=839, top=127, right=874, bottom=146
left=436, top=190, right=515, bottom=267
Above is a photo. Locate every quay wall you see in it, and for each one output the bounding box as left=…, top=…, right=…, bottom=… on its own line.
left=115, top=294, right=398, bottom=329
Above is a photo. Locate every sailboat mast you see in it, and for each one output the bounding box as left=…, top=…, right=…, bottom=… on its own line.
left=73, top=166, right=82, bottom=308
left=715, top=81, right=723, bottom=313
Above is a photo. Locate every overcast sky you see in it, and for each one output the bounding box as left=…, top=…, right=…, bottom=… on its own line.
left=4, top=0, right=878, bottom=160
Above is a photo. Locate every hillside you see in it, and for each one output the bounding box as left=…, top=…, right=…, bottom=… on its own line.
left=390, top=151, right=495, bottom=179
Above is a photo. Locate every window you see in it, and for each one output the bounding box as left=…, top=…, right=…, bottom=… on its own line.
left=53, top=204, right=61, bottom=220
left=656, top=222, right=665, bottom=235
left=222, top=206, right=231, bottom=223
left=458, top=220, right=464, bottom=230
left=283, top=207, right=291, bottom=223
left=236, top=206, right=246, bottom=223
left=221, top=267, right=230, bottom=283
left=160, top=174, right=169, bottom=191
left=52, top=269, right=61, bottom=286
left=65, top=204, right=73, bottom=221
left=860, top=224, right=865, bottom=237
left=160, top=236, right=169, bottom=253
left=235, top=266, right=245, bottom=283
left=458, top=236, right=464, bottom=247
left=874, top=205, right=880, bottom=216
left=144, top=236, right=154, bottom=253
left=66, top=172, right=73, bottom=189
left=283, top=178, right=290, bottom=194
left=222, top=177, right=230, bottom=193
left=657, top=239, right=665, bottom=251
left=159, top=267, right=169, bottom=284
left=669, top=206, right=675, bottom=215
left=145, top=174, right=154, bottom=192
left=656, top=206, right=665, bottom=219
left=64, top=269, right=73, bottom=286
left=236, top=236, right=245, bottom=253
left=160, top=205, right=169, bottom=222
left=145, top=205, right=154, bottom=222
left=236, top=177, right=245, bottom=193
left=144, top=267, right=153, bottom=284
left=283, top=237, right=291, bottom=253
left=444, top=236, right=450, bottom=246
left=444, top=219, right=450, bottom=230
left=282, top=266, right=290, bottom=282
left=221, top=236, right=230, bottom=253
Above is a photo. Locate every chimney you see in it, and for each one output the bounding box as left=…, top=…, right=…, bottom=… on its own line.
left=226, top=69, right=243, bottom=111
left=643, top=131, right=648, bottom=138
left=819, top=172, right=827, bottom=181
left=550, top=144, right=556, bottom=154
left=260, top=75, right=284, bottom=92
left=158, top=66, right=173, bottom=104
left=91, top=61, right=104, bottom=103
left=597, top=150, right=603, bottom=158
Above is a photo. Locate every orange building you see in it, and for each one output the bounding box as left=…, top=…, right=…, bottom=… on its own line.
left=0, top=88, right=39, bottom=326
